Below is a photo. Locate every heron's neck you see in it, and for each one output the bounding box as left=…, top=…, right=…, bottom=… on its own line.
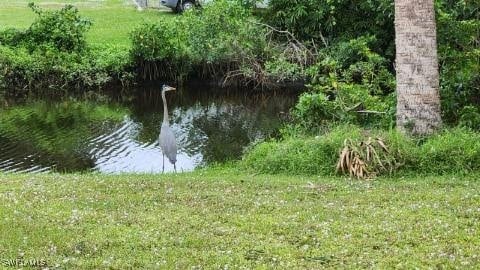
left=162, top=91, right=169, bottom=123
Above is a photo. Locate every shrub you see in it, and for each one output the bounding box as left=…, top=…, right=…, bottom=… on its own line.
left=130, top=19, right=190, bottom=80
left=0, top=3, right=92, bottom=52
left=264, top=0, right=395, bottom=57
left=292, top=36, right=396, bottom=132
left=458, top=106, right=480, bottom=131
left=0, top=4, right=132, bottom=93
left=242, top=125, right=413, bottom=175
left=265, top=0, right=478, bottom=126
left=183, top=0, right=259, bottom=63
left=417, top=128, right=480, bottom=174
left=0, top=28, right=25, bottom=47
left=130, top=0, right=267, bottom=83
left=244, top=125, right=480, bottom=176
left=0, top=44, right=132, bottom=94
left=24, top=3, right=91, bottom=52
left=131, top=0, right=312, bottom=87
left=437, top=1, right=480, bottom=124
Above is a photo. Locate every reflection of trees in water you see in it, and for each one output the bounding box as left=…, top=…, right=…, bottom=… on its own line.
left=0, top=101, right=126, bottom=172
left=192, top=112, right=252, bottom=163
left=130, top=88, right=296, bottom=165
left=170, top=102, right=286, bottom=163
left=0, top=89, right=296, bottom=172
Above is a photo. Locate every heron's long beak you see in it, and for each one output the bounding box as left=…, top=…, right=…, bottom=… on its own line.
left=167, top=86, right=176, bottom=91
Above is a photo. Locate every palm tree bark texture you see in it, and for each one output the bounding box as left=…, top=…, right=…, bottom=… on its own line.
left=395, top=0, right=442, bottom=135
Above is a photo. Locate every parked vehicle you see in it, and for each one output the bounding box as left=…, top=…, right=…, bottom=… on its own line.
left=160, top=0, right=199, bottom=12
left=160, top=0, right=268, bottom=13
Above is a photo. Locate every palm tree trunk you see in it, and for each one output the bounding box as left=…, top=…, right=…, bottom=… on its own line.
left=395, top=0, right=442, bottom=135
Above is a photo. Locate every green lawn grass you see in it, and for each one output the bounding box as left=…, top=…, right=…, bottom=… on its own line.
left=1, top=169, right=479, bottom=268
left=0, top=0, right=173, bottom=46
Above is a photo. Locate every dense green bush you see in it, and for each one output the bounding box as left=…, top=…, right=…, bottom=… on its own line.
left=269, top=1, right=480, bottom=127
left=292, top=36, right=396, bottom=132
left=265, top=0, right=395, bottom=57
left=0, top=4, right=131, bottom=93
left=131, top=0, right=267, bottom=82
left=130, top=19, right=190, bottom=80
left=0, top=28, right=25, bottom=47
left=458, top=106, right=480, bottom=131
left=437, top=1, right=480, bottom=124
left=0, top=44, right=132, bottom=94
left=26, top=3, right=91, bottom=52
left=0, top=3, right=91, bottom=52
left=131, top=0, right=310, bottom=87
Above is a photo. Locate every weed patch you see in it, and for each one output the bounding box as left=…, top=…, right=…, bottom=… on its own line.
left=244, top=126, right=479, bottom=176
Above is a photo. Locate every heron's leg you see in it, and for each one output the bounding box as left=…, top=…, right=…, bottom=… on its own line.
left=174, top=163, right=177, bottom=173
left=162, top=154, right=165, bottom=173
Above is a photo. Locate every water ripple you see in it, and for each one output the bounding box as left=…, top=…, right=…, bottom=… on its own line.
left=0, top=90, right=295, bottom=173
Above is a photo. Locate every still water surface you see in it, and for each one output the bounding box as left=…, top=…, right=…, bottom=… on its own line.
left=0, top=86, right=296, bottom=173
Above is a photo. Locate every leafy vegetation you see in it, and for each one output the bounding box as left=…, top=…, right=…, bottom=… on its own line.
left=436, top=1, right=480, bottom=124
left=0, top=3, right=133, bottom=93
left=1, top=171, right=480, bottom=268
left=417, top=128, right=480, bottom=174
left=0, top=0, right=168, bottom=46
left=244, top=125, right=413, bottom=176
left=10, top=3, right=91, bottom=52
left=0, top=44, right=132, bottom=94
left=293, top=36, right=396, bottom=131
left=244, top=125, right=480, bottom=177
left=131, top=0, right=268, bottom=84
left=265, top=0, right=395, bottom=58
left=264, top=0, right=478, bottom=128
left=459, top=105, right=480, bottom=131
left=243, top=0, right=478, bottom=178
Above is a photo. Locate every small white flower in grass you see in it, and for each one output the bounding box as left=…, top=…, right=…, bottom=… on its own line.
left=48, top=243, right=57, bottom=255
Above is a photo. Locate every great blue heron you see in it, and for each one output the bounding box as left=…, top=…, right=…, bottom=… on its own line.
left=159, top=85, right=177, bottom=172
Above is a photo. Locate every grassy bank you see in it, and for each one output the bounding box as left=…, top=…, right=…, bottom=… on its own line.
left=0, top=0, right=171, bottom=46
left=1, top=170, right=479, bottom=268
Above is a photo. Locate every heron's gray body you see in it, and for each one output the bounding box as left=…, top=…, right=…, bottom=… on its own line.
left=159, top=85, right=177, bottom=172
left=159, top=122, right=177, bottom=164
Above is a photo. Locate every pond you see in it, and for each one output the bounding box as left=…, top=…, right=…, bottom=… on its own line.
left=0, top=85, right=297, bottom=173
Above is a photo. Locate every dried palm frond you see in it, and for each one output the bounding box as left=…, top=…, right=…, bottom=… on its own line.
left=336, top=137, right=398, bottom=179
